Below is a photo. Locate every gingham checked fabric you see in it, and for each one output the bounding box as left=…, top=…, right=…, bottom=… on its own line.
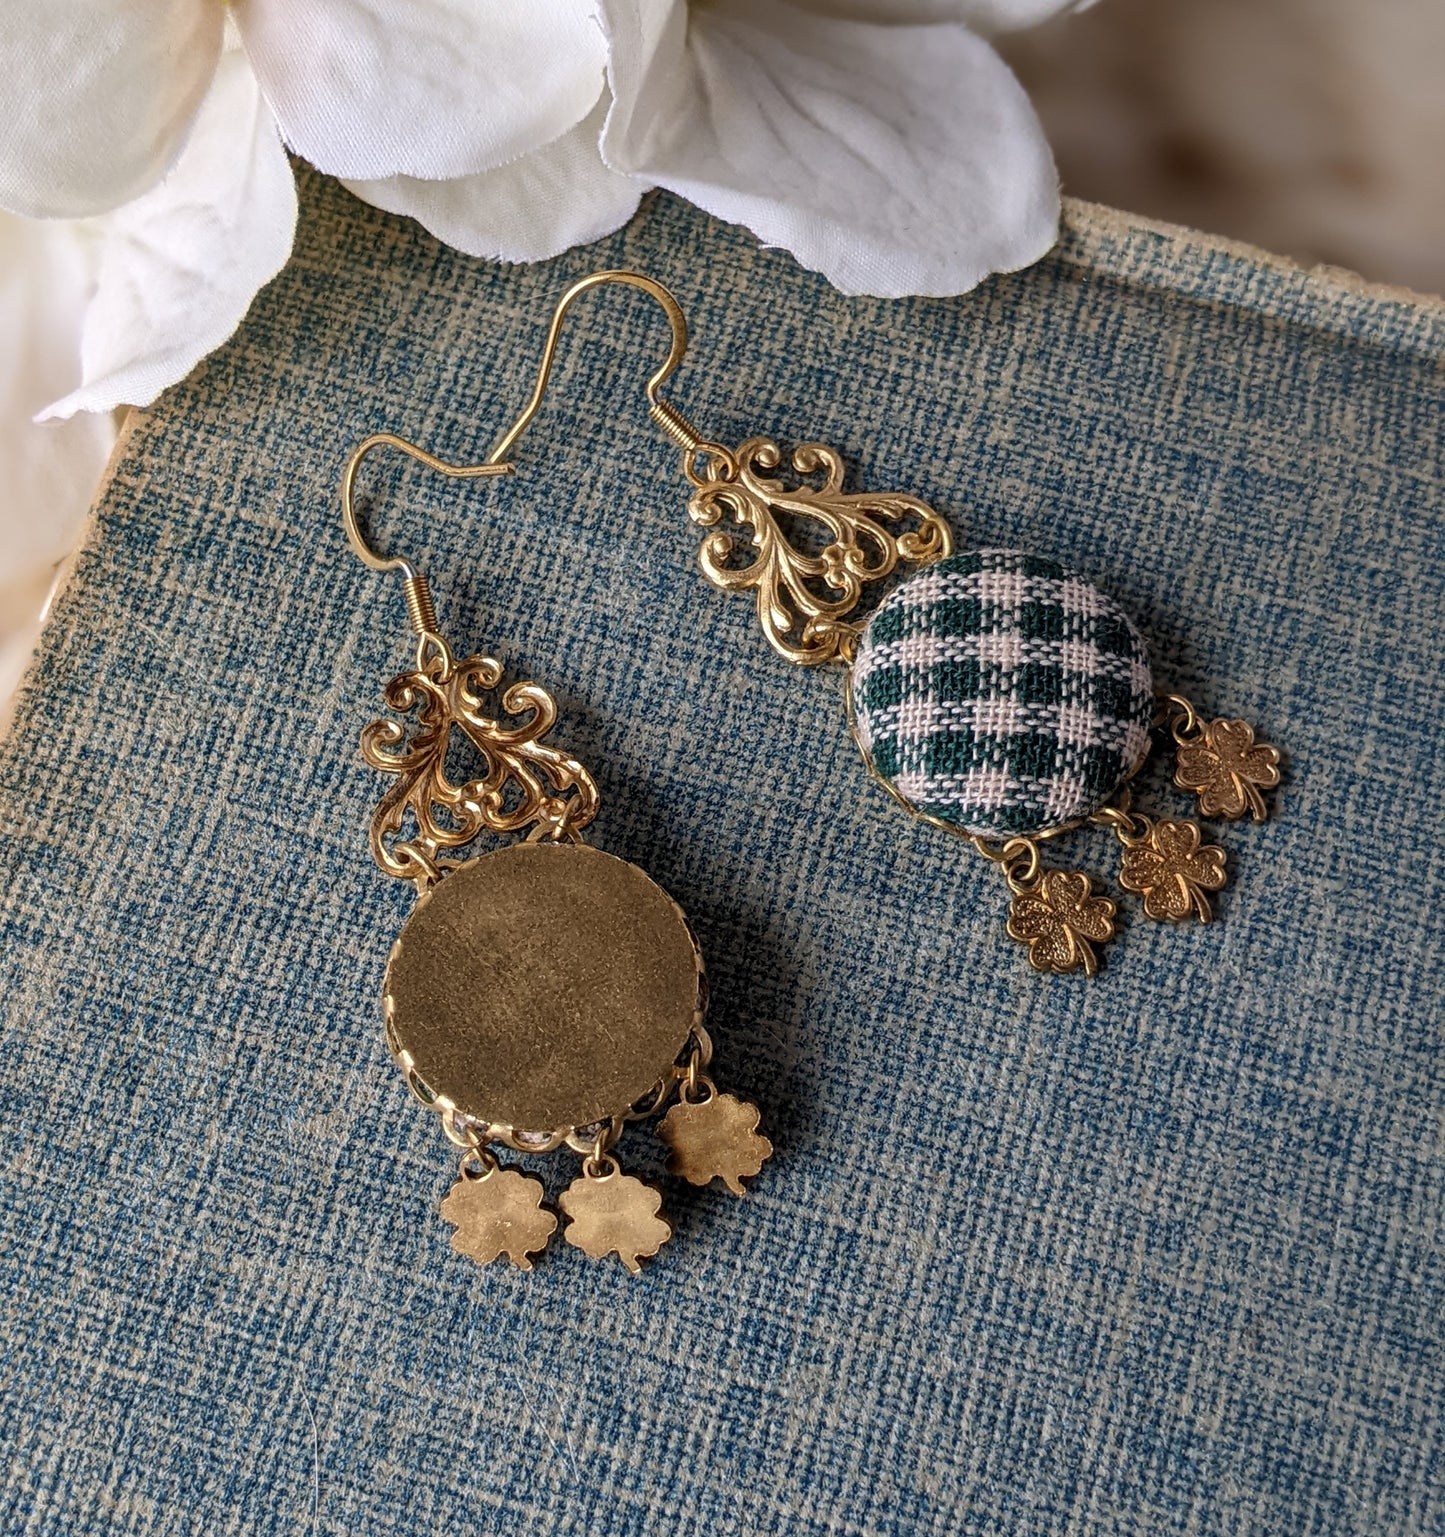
left=850, top=549, right=1154, bottom=837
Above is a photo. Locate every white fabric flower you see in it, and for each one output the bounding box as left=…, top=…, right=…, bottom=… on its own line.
left=41, top=47, right=298, bottom=422
left=0, top=214, right=116, bottom=709
left=360, top=0, right=1077, bottom=297
left=1, top=0, right=1081, bottom=423
left=598, top=0, right=1064, bottom=297
left=2, top=0, right=607, bottom=420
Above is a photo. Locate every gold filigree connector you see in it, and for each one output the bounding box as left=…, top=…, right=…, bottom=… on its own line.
left=361, top=637, right=599, bottom=889
left=685, top=437, right=952, bottom=667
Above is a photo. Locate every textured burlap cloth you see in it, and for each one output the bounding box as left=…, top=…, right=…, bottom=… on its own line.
left=2, top=173, right=1442, bottom=1534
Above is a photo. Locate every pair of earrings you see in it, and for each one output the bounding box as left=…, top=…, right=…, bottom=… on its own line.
left=342, top=271, right=1282, bottom=1272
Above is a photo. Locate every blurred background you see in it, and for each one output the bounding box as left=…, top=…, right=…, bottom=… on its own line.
left=3, top=0, right=1442, bottom=722
left=1000, top=0, right=1445, bottom=295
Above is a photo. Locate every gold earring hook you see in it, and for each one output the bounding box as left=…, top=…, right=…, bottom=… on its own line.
left=341, top=270, right=707, bottom=643
left=341, top=431, right=515, bottom=644
left=483, top=269, right=705, bottom=463
left=341, top=431, right=515, bottom=579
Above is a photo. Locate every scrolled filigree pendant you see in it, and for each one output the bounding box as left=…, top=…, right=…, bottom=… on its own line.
left=342, top=430, right=770, bottom=1273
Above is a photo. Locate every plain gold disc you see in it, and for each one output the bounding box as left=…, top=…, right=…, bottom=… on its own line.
left=383, top=841, right=704, bottom=1133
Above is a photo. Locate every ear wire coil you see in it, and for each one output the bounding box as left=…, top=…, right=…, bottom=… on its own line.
left=649, top=398, right=705, bottom=454
left=402, top=575, right=440, bottom=637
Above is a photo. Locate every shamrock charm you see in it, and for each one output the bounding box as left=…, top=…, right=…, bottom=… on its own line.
left=439, top=1160, right=557, bottom=1271
left=1117, top=817, right=1228, bottom=922
left=1174, top=717, right=1281, bottom=822
left=660, top=1088, right=773, bottom=1195
left=558, top=1162, right=672, bottom=1275
left=1006, top=869, right=1117, bottom=976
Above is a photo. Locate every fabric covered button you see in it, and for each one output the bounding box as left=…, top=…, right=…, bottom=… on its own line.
left=850, top=550, right=1154, bottom=838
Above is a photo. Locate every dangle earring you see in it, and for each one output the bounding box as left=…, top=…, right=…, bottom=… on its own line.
left=340, top=320, right=772, bottom=1272
left=487, top=270, right=1281, bottom=977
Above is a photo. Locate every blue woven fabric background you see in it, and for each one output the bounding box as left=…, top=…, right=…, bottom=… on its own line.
left=2, top=174, right=1443, bottom=1535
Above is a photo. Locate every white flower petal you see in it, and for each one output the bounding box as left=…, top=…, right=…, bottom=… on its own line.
left=40, top=52, right=298, bottom=422
left=344, top=100, right=644, bottom=264
left=234, top=0, right=608, bottom=181
left=784, top=0, right=1098, bottom=36
left=0, top=0, right=222, bottom=218
left=601, top=0, right=1059, bottom=297
left=0, top=216, right=116, bottom=586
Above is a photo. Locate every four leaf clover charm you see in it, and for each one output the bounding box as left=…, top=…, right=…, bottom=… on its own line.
left=659, top=1089, right=773, bottom=1195
left=1006, top=870, right=1118, bottom=977
left=1118, top=818, right=1228, bottom=922
left=558, top=1161, right=672, bottom=1275
left=1174, top=717, right=1282, bottom=822
left=440, top=1159, right=557, bottom=1271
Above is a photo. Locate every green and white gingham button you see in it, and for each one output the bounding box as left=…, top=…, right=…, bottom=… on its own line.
left=850, top=549, right=1154, bottom=838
